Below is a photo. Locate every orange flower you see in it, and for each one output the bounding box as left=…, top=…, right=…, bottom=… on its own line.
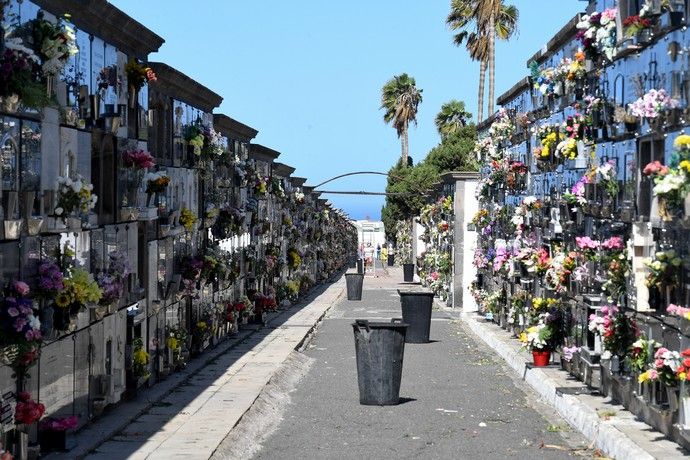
left=575, top=51, right=585, bottom=62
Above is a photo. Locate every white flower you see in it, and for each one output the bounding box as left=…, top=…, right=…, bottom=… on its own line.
left=54, top=207, right=64, bottom=216
left=29, top=315, right=41, bottom=330
left=653, top=172, right=686, bottom=195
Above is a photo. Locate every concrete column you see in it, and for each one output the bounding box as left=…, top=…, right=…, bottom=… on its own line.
left=442, top=172, right=479, bottom=311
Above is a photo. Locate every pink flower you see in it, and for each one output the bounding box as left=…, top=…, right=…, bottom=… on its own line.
left=14, top=281, right=29, bottom=296
left=601, top=237, right=624, bottom=250
left=576, top=236, right=599, bottom=250
left=648, top=369, right=658, bottom=379
left=7, top=307, right=19, bottom=317
left=643, top=161, right=669, bottom=177
left=655, top=348, right=669, bottom=358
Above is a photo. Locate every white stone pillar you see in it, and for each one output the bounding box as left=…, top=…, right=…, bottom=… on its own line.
left=442, top=172, right=480, bottom=311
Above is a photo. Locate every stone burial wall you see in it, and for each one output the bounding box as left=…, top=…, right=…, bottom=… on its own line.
left=0, top=0, right=357, bottom=456
left=472, top=0, right=690, bottom=450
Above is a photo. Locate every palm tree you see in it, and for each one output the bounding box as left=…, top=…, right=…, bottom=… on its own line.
left=435, top=100, right=472, bottom=139
left=447, top=0, right=518, bottom=122
left=380, top=73, right=423, bottom=167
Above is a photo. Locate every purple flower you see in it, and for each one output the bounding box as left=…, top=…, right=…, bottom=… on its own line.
left=14, top=318, right=27, bottom=332
left=7, top=307, right=19, bottom=317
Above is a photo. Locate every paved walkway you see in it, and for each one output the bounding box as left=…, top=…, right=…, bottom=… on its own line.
left=83, top=277, right=345, bottom=459
left=251, top=267, right=590, bottom=459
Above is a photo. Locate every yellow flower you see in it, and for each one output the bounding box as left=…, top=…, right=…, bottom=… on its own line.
left=518, top=332, right=527, bottom=343
left=541, top=146, right=550, bottom=158
left=638, top=371, right=651, bottom=383
left=166, top=337, right=179, bottom=350
left=674, top=134, right=690, bottom=150
left=680, top=372, right=687, bottom=381
left=679, top=160, right=690, bottom=174
left=55, top=292, right=71, bottom=308
left=133, top=348, right=149, bottom=366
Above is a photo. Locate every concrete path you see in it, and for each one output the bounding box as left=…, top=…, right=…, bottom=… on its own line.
left=83, top=276, right=345, bottom=459
left=250, top=267, right=591, bottom=459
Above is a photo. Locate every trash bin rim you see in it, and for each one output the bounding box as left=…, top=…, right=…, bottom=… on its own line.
left=397, top=290, right=435, bottom=297
left=345, top=272, right=365, bottom=277
left=351, top=319, right=409, bottom=329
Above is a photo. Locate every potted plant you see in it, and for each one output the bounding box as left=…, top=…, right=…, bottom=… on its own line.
left=520, top=322, right=553, bottom=366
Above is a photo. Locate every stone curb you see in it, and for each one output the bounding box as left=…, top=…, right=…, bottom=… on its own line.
left=46, top=275, right=346, bottom=460
left=459, top=311, right=655, bottom=460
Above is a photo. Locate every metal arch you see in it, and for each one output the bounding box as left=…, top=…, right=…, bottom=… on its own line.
left=312, top=171, right=430, bottom=196
left=312, top=171, right=389, bottom=190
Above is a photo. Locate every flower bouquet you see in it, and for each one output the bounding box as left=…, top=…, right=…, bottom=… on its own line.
left=54, top=174, right=97, bottom=222
left=0, top=281, right=42, bottom=373
left=576, top=9, right=618, bottom=62
left=15, top=391, right=45, bottom=425
left=125, top=58, right=156, bottom=106
left=184, top=124, right=205, bottom=156
left=179, top=207, right=197, bottom=232
left=623, top=15, right=653, bottom=38
left=132, top=337, right=150, bottom=380
left=55, top=268, right=102, bottom=328
left=519, top=320, right=554, bottom=366
left=96, top=252, right=130, bottom=308
left=122, top=149, right=155, bottom=170
left=628, top=88, right=680, bottom=128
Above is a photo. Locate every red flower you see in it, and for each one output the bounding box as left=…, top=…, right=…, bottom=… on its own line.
left=14, top=394, right=45, bottom=425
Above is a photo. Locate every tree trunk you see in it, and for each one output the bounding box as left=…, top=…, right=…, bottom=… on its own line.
left=401, top=124, right=409, bottom=167
left=487, top=11, right=496, bottom=117
left=478, top=60, right=487, bottom=123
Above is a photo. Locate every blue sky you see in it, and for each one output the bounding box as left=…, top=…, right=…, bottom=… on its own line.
left=113, top=0, right=583, bottom=221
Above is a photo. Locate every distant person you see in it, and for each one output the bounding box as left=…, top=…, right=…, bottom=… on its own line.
left=364, top=244, right=374, bottom=272
left=376, top=244, right=381, bottom=260
left=381, top=246, right=388, bottom=262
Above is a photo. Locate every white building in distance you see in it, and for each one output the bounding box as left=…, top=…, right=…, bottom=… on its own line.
left=353, top=220, right=386, bottom=249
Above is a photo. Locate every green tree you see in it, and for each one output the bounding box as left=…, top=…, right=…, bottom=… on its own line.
left=435, top=99, right=472, bottom=139
left=380, top=73, right=423, bottom=167
left=447, top=0, right=518, bottom=121
left=426, top=124, right=479, bottom=172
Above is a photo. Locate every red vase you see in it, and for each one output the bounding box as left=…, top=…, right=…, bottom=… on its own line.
left=532, top=350, right=551, bottom=367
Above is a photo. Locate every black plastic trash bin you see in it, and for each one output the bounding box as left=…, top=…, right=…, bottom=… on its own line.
left=348, top=257, right=357, bottom=269
left=357, top=258, right=364, bottom=274
left=387, top=254, right=395, bottom=267
left=402, top=263, right=415, bottom=282
left=398, top=290, right=434, bottom=343
left=352, top=319, right=408, bottom=405
left=345, top=273, right=364, bottom=300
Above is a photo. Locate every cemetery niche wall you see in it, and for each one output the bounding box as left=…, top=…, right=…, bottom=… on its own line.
left=471, top=0, right=690, bottom=449
left=0, top=1, right=357, bottom=457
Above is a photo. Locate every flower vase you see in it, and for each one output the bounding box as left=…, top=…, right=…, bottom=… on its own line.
left=532, top=350, right=551, bottom=367
left=17, top=428, right=29, bottom=460
left=667, top=385, right=680, bottom=412
left=3, top=219, right=22, bottom=240
left=27, top=217, right=44, bottom=236
left=658, top=197, right=675, bottom=222
left=0, top=94, right=19, bottom=112
left=680, top=386, right=690, bottom=428
left=65, top=216, right=82, bottom=231
left=624, top=121, right=638, bottom=134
